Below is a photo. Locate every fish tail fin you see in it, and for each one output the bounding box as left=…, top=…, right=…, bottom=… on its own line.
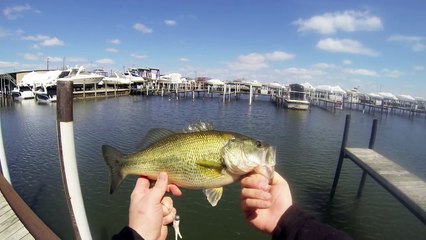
left=102, top=145, right=125, bottom=194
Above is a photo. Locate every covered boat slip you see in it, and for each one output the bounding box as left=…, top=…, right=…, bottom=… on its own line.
left=0, top=173, right=59, bottom=239
left=331, top=115, right=426, bottom=225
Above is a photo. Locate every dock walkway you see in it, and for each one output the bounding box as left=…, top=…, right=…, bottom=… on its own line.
left=0, top=190, right=33, bottom=239
left=330, top=115, right=426, bottom=225
left=345, top=147, right=426, bottom=224
left=0, top=174, right=59, bottom=239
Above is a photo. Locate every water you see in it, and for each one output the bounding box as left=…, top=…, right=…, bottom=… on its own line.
left=1, top=96, right=425, bottom=239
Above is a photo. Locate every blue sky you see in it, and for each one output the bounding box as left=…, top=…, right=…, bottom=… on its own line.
left=1, top=0, right=426, bottom=97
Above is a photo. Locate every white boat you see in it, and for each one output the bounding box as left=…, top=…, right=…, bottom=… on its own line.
left=101, top=72, right=131, bottom=85
left=34, top=85, right=56, bottom=103
left=125, top=69, right=145, bottom=84
left=206, top=79, right=225, bottom=86
left=57, top=66, right=104, bottom=86
left=284, top=83, right=310, bottom=110
left=11, top=85, right=34, bottom=100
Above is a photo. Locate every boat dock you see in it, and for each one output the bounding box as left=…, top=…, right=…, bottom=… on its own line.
left=330, top=115, right=426, bottom=225
left=0, top=174, right=59, bottom=239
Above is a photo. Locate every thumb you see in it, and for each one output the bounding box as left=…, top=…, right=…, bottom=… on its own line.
left=150, top=172, right=168, bottom=201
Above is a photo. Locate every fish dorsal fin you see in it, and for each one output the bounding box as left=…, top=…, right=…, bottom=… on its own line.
left=141, top=128, right=175, bottom=149
left=195, top=159, right=223, bottom=171
left=203, top=187, right=223, bottom=207
left=183, top=122, right=213, bottom=133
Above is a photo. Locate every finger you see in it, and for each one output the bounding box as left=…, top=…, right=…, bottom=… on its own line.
left=167, top=184, right=182, bottom=196
left=241, top=188, right=271, bottom=201
left=241, top=173, right=270, bottom=191
left=161, top=197, right=173, bottom=216
left=162, top=207, right=177, bottom=225
left=150, top=172, right=168, bottom=201
left=242, top=197, right=271, bottom=209
left=131, top=176, right=151, bottom=198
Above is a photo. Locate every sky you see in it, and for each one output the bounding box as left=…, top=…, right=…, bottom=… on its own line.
left=1, top=0, right=425, bottom=98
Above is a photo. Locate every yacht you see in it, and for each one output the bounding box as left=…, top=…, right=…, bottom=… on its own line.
left=34, top=85, right=57, bottom=103
left=57, top=66, right=104, bottom=86
left=125, top=69, right=145, bottom=84
left=284, top=83, right=310, bottom=110
left=101, top=72, right=131, bottom=85
left=11, top=85, right=34, bottom=100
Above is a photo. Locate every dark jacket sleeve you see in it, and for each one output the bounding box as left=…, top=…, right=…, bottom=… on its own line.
left=272, top=205, right=352, bottom=240
left=112, top=226, right=145, bottom=240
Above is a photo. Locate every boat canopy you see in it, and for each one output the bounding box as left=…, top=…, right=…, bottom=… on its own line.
left=397, top=94, right=416, bottom=102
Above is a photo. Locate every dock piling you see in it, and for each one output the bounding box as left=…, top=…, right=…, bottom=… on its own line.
left=330, top=114, right=351, bottom=198
left=356, top=119, right=378, bottom=198
left=56, top=80, right=92, bottom=240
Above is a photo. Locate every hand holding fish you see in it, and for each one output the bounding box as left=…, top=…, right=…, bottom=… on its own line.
left=129, top=172, right=182, bottom=240
left=240, top=171, right=293, bottom=234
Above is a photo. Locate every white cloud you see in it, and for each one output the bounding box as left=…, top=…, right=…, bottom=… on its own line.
left=388, top=34, right=423, bottom=42
left=0, top=27, right=10, bottom=38
left=388, top=34, right=426, bottom=52
left=345, top=68, right=378, bottom=77
left=164, top=19, right=177, bottom=26
left=382, top=69, right=403, bottom=78
left=265, top=51, right=294, bottom=61
left=23, top=34, right=64, bottom=47
left=106, top=48, right=118, bottom=53
left=41, top=37, right=64, bottom=46
left=130, top=53, right=148, bottom=59
left=133, top=23, right=153, bottom=33
left=274, top=67, right=319, bottom=81
left=316, top=38, right=379, bottom=56
left=109, top=39, right=121, bottom=45
left=228, top=51, right=294, bottom=71
left=413, top=66, right=424, bottom=71
left=0, top=61, right=19, bottom=68
left=179, top=57, right=189, bottom=62
left=228, top=53, right=267, bottom=71
left=342, top=59, right=352, bottom=65
left=412, top=42, right=426, bottom=52
left=3, top=4, right=32, bottom=20
left=23, top=53, right=40, bottom=61
left=96, top=58, right=115, bottom=65
left=293, top=10, right=383, bottom=34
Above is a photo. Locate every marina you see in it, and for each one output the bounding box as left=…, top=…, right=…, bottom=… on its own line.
left=0, top=89, right=425, bottom=239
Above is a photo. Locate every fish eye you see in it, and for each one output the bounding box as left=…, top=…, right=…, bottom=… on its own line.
left=256, top=141, right=262, bottom=148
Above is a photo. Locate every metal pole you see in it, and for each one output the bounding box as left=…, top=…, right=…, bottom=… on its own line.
left=356, top=119, right=378, bottom=198
left=330, top=114, right=351, bottom=198
left=56, top=80, right=92, bottom=240
left=249, top=85, right=253, bottom=105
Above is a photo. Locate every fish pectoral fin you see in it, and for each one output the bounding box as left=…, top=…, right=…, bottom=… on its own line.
left=203, top=187, right=223, bottom=207
left=196, top=160, right=222, bottom=171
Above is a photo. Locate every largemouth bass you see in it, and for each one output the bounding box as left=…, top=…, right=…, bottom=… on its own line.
left=102, top=122, right=276, bottom=206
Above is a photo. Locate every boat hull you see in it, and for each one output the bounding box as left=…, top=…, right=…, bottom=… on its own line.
left=284, top=99, right=310, bottom=110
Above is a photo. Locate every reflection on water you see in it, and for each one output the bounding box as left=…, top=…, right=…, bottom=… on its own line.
left=1, top=96, right=425, bottom=239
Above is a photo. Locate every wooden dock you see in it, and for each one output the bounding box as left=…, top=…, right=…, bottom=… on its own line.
left=330, top=115, right=426, bottom=225
left=0, top=174, right=59, bottom=239
left=345, top=147, right=426, bottom=224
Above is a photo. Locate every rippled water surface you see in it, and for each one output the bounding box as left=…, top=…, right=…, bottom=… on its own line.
left=1, top=96, right=425, bottom=239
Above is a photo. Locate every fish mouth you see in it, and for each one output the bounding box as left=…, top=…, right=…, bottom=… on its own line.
left=256, top=145, right=276, bottom=180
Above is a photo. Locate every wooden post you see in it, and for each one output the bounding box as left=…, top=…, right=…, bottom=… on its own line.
left=330, top=114, right=351, bottom=198
left=0, top=114, right=11, bottom=184
left=56, top=80, right=92, bottom=240
left=356, top=119, right=378, bottom=198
